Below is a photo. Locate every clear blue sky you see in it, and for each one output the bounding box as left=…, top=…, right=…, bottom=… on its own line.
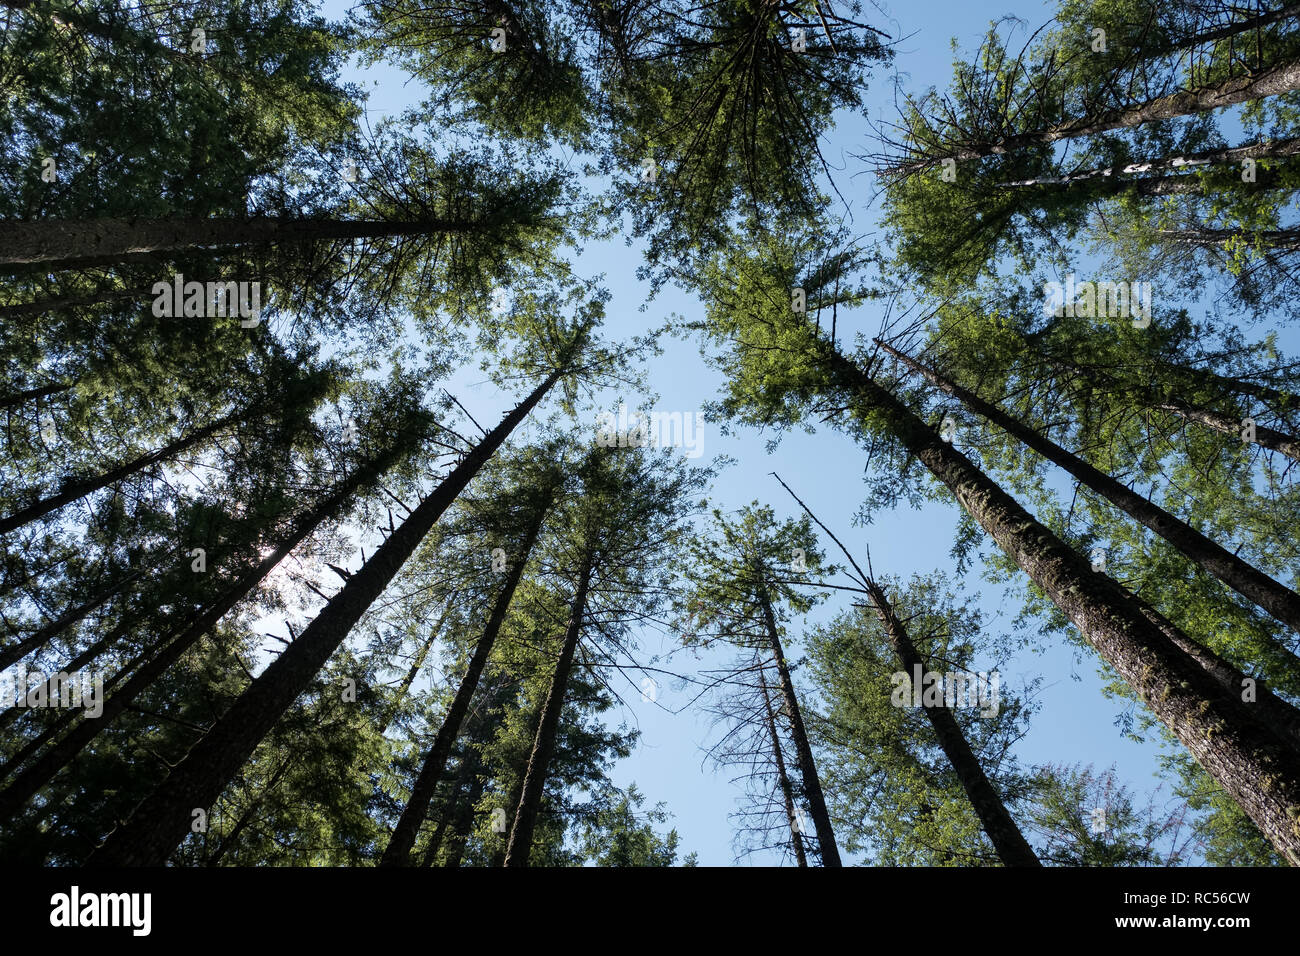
left=303, top=0, right=1296, bottom=865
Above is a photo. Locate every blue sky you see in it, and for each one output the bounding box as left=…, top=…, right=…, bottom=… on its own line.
left=300, top=0, right=1298, bottom=865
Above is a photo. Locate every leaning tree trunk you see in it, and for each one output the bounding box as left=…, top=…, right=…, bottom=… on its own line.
left=381, top=502, right=553, bottom=866
left=0, top=440, right=416, bottom=822
left=503, top=554, right=594, bottom=868
left=0, top=382, right=70, bottom=411
left=204, top=757, right=293, bottom=867
left=815, top=333, right=1300, bottom=862
left=757, top=580, right=841, bottom=866
left=86, top=369, right=562, bottom=865
left=0, top=410, right=240, bottom=534
left=1154, top=398, right=1300, bottom=462
left=863, top=577, right=1041, bottom=866
left=0, top=565, right=146, bottom=674
left=0, top=217, right=508, bottom=270
left=887, top=58, right=1300, bottom=175
left=0, top=285, right=152, bottom=319
left=996, top=136, right=1300, bottom=191
left=879, top=340, right=1300, bottom=635
left=758, top=663, right=808, bottom=867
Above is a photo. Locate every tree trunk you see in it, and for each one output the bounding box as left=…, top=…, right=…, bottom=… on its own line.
left=878, top=340, right=1300, bottom=634
left=0, top=382, right=70, bottom=411
left=0, top=286, right=151, bottom=319
left=0, top=565, right=145, bottom=674
left=0, top=217, right=510, bottom=270
left=817, top=335, right=1300, bottom=862
left=204, top=757, right=293, bottom=866
left=381, top=593, right=460, bottom=733
left=887, top=59, right=1300, bottom=174
left=996, top=136, right=1300, bottom=191
left=0, top=410, right=240, bottom=535
left=381, top=505, right=551, bottom=865
left=863, top=577, right=1041, bottom=866
left=1155, top=399, right=1300, bottom=461
left=758, top=663, right=807, bottom=867
left=503, top=553, right=593, bottom=867
left=0, top=445, right=411, bottom=822
left=85, top=370, right=561, bottom=865
left=1159, top=226, right=1300, bottom=250
left=756, top=581, right=841, bottom=866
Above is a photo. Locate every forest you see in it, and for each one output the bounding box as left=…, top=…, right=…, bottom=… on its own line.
left=1, top=0, right=1299, bottom=870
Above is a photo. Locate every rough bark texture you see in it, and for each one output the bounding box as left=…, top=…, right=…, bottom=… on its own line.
left=381, top=506, right=551, bottom=866
left=864, top=578, right=1041, bottom=866
left=996, top=136, right=1300, bottom=190
left=819, top=339, right=1300, bottom=863
left=757, top=581, right=841, bottom=866
left=879, top=341, right=1300, bottom=633
left=503, top=554, right=593, bottom=867
left=85, top=371, right=558, bottom=865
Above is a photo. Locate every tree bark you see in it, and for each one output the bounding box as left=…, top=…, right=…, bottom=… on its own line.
left=996, top=136, right=1300, bottom=191
left=879, top=340, right=1300, bottom=634
left=758, top=663, right=807, bottom=867
left=85, top=370, right=561, bottom=865
left=756, top=580, right=841, bottom=866
left=0, top=445, right=410, bottom=822
left=863, top=577, right=1041, bottom=866
left=0, top=382, right=70, bottom=411
left=0, top=565, right=145, bottom=674
left=888, top=58, right=1300, bottom=175
left=0, top=410, right=240, bottom=535
left=1156, top=399, right=1300, bottom=461
left=817, top=336, right=1300, bottom=863
left=503, top=553, right=593, bottom=867
left=381, top=504, right=551, bottom=865
left=0, top=217, right=512, bottom=270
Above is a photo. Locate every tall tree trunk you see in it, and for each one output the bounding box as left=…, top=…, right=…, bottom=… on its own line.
left=996, top=136, right=1300, bottom=190
left=204, top=757, right=293, bottom=866
left=0, top=217, right=514, bottom=270
left=85, top=370, right=562, bottom=865
left=756, top=580, right=841, bottom=866
left=0, top=410, right=240, bottom=535
left=381, top=593, right=460, bottom=733
left=887, top=58, right=1300, bottom=174
left=758, top=663, right=807, bottom=867
left=863, top=577, right=1041, bottom=866
left=0, top=382, right=70, bottom=411
left=382, top=504, right=551, bottom=866
left=0, top=286, right=151, bottom=319
left=814, top=333, right=1300, bottom=862
left=0, top=444, right=412, bottom=821
left=879, top=340, right=1300, bottom=634
left=0, top=565, right=145, bottom=674
left=503, top=553, right=594, bottom=867
left=1155, top=399, right=1300, bottom=461
left=439, top=765, right=490, bottom=868
left=1159, top=225, right=1300, bottom=250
